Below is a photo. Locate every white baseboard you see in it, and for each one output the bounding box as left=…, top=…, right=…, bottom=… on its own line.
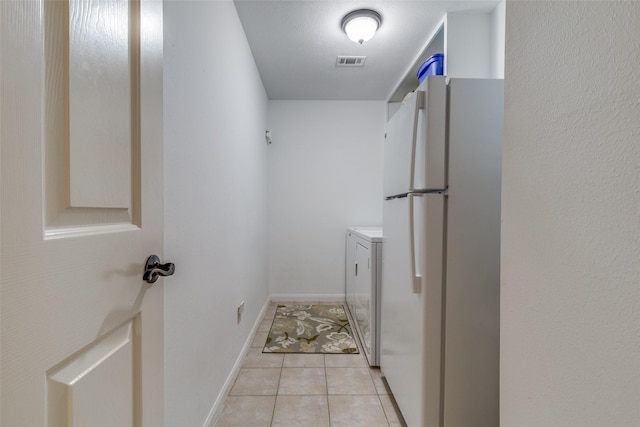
left=203, top=298, right=271, bottom=427
left=269, top=293, right=346, bottom=303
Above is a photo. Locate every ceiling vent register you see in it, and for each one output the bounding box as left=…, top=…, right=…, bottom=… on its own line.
left=336, top=56, right=366, bottom=67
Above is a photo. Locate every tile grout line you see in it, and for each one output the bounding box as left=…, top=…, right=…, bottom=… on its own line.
left=346, top=299, right=395, bottom=425
left=267, top=305, right=282, bottom=427
left=342, top=301, right=391, bottom=426
left=376, top=392, right=392, bottom=427
left=325, top=355, right=332, bottom=427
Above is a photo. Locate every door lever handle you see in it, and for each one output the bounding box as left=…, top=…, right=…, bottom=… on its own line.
left=143, top=255, right=175, bottom=283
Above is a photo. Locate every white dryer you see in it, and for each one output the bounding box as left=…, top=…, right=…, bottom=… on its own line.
left=345, top=227, right=383, bottom=366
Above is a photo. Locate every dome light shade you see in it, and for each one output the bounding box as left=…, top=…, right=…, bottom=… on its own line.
left=341, top=9, right=382, bottom=44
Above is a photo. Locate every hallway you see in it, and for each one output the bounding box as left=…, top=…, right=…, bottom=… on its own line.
left=215, top=302, right=405, bottom=426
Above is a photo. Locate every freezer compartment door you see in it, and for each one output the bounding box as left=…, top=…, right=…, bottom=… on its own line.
left=380, top=193, right=445, bottom=427
left=384, top=76, right=446, bottom=196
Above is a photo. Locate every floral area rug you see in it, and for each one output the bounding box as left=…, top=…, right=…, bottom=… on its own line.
left=263, top=304, right=359, bottom=354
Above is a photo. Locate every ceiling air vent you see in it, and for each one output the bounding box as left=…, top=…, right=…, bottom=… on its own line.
left=336, top=56, right=366, bottom=67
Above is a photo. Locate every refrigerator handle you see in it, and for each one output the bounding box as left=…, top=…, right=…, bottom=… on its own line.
left=408, top=193, right=422, bottom=293
left=409, top=91, right=426, bottom=192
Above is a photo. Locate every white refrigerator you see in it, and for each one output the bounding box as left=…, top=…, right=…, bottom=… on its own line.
left=381, top=77, right=502, bottom=427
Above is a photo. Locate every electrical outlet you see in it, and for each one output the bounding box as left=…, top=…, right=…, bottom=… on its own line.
left=237, top=301, right=245, bottom=324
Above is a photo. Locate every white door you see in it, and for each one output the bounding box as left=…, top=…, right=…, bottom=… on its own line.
left=1, top=0, right=165, bottom=426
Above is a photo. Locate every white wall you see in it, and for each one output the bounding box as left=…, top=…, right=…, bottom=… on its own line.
left=163, top=1, right=269, bottom=426
left=502, top=2, right=640, bottom=425
left=490, top=0, right=505, bottom=79
left=267, top=101, right=385, bottom=297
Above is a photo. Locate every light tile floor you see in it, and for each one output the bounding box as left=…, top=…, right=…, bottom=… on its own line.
left=215, top=301, right=406, bottom=427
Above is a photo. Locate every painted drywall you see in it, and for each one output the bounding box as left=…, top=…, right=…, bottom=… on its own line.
left=267, top=101, right=385, bottom=297
left=163, top=1, right=269, bottom=426
left=490, top=0, right=505, bottom=79
left=502, top=2, right=640, bottom=425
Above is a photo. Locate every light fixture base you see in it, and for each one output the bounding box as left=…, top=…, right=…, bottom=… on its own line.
left=341, top=9, right=382, bottom=45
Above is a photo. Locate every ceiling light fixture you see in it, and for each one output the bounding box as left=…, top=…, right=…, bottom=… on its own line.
left=341, top=9, right=382, bottom=45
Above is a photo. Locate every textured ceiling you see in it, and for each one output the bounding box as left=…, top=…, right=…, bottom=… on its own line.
left=234, top=0, right=500, bottom=101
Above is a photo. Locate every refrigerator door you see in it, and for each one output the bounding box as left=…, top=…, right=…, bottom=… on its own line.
left=384, top=76, right=447, bottom=197
left=381, top=193, right=445, bottom=427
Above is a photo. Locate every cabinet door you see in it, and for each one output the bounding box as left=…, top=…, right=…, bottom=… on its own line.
left=355, top=241, right=372, bottom=355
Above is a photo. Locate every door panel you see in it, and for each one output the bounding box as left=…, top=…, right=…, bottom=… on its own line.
left=67, top=0, right=132, bottom=209
left=383, top=76, right=446, bottom=197
left=380, top=193, right=445, bottom=427
left=384, top=92, right=422, bottom=197
left=345, top=231, right=356, bottom=311
left=1, top=0, right=164, bottom=425
left=44, top=0, right=141, bottom=229
left=354, top=241, right=371, bottom=355
left=415, top=76, right=447, bottom=191
left=47, top=320, right=137, bottom=427
left=380, top=196, right=424, bottom=427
